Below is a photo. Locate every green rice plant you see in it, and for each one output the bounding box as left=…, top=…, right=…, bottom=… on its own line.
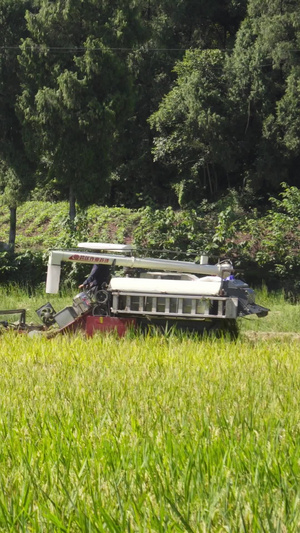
left=0, top=326, right=299, bottom=531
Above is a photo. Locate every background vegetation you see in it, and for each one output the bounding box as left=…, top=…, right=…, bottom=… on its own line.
left=0, top=0, right=300, bottom=294
left=0, top=181, right=300, bottom=295
left=1, top=1, right=300, bottom=236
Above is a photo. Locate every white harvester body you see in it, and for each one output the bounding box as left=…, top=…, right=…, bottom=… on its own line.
left=109, top=275, right=222, bottom=296
left=46, top=246, right=233, bottom=294
left=44, top=243, right=268, bottom=333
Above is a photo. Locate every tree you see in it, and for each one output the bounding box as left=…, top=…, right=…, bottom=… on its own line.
left=18, top=0, right=139, bottom=219
left=275, top=71, right=300, bottom=154
left=0, top=0, right=36, bottom=250
left=149, top=49, right=236, bottom=206
left=110, top=0, right=248, bottom=208
left=226, top=0, right=300, bottom=194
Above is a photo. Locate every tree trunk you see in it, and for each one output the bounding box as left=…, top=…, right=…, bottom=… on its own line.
left=69, top=184, right=76, bottom=221
left=9, top=206, right=17, bottom=253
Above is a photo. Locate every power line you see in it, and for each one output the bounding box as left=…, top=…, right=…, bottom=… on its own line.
left=0, top=45, right=233, bottom=52
left=1, top=44, right=300, bottom=54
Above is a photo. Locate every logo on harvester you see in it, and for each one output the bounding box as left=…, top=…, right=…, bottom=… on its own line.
left=69, top=254, right=110, bottom=263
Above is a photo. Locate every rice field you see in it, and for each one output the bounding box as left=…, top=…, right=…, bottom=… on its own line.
left=0, top=287, right=299, bottom=531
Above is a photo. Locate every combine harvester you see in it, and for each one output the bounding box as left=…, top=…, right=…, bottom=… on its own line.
left=37, top=242, right=269, bottom=337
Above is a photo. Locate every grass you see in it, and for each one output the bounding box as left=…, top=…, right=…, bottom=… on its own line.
left=0, top=285, right=72, bottom=325
left=239, top=286, right=300, bottom=334
left=0, top=288, right=298, bottom=530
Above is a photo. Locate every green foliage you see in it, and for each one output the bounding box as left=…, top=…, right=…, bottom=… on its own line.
left=134, top=206, right=206, bottom=258
left=133, top=191, right=248, bottom=261
left=0, top=0, right=36, bottom=250
left=1, top=0, right=300, bottom=212
left=0, top=201, right=141, bottom=288
left=0, top=166, right=23, bottom=210
left=107, top=0, right=248, bottom=208
left=0, top=201, right=140, bottom=252
left=132, top=184, right=300, bottom=297
left=2, top=185, right=300, bottom=294
left=17, top=0, right=138, bottom=208
left=150, top=49, right=236, bottom=204
left=194, top=183, right=300, bottom=293
left=0, top=250, right=46, bottom=289
left=275, top=72, right=300, bottom=154
left=270, top=182, right=300, bottom=217
left=227, top=0, right=300, bottom=193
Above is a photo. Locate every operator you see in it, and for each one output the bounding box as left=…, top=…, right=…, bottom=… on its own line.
left=79, top=263, right=111, bottom=291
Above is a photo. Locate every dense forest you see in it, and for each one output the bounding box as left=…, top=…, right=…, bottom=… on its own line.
left=1, top=0, right=300, bottom=212
left=1, top=0, right=300, bottom=292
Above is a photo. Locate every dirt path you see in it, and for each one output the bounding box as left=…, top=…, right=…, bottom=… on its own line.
left=242, top=331, right=300, bottom=341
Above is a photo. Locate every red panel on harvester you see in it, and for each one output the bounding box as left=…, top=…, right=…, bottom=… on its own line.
left=59, top=314, right=88, bottom=334
left=86, top=316, right=136, bottom=337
